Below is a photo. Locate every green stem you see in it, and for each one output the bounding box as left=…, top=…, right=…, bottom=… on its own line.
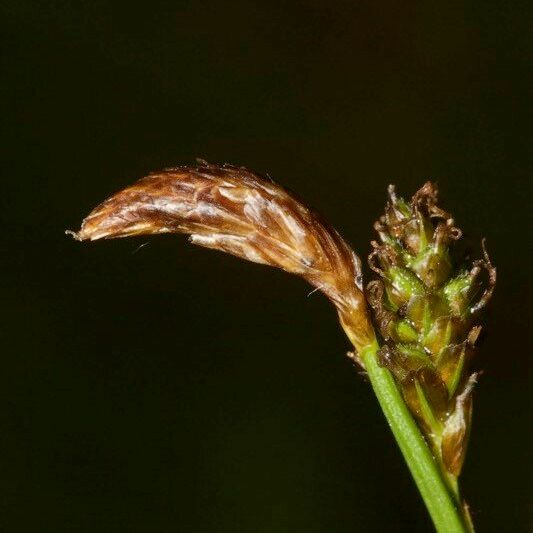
left=360, top=342, right=469, bottom=533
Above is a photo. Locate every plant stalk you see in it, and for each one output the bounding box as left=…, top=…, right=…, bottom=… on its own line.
left=359, top=341, right=470, bottom=533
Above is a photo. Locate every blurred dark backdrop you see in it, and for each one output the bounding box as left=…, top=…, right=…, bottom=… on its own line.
left=1, top=1, right=531, bottom=532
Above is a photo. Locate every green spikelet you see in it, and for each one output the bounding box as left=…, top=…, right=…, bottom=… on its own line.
left=367, top=182, right=496, bottom=481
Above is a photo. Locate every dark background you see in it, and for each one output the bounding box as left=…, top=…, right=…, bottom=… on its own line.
left=2, top=1, right=531, bottom=531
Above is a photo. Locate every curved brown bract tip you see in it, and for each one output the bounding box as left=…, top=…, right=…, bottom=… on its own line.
left=69, top=161, right=375, bottom=350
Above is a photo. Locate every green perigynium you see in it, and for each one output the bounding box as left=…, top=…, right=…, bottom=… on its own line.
left=367, top=182, right=496, bottom=482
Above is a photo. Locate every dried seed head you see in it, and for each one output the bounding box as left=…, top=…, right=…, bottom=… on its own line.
left=68, top=161, right=375, bottom=351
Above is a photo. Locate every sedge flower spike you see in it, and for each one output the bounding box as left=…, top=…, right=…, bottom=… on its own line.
left=69, top=164, right=495, bottom=532
left=67, top=161, right=375, bottom=352
left=367, top=182, right=496, bottom=480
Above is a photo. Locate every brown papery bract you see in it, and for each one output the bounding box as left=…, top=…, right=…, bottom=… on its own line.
left=68, top=162, right=375, bottom=352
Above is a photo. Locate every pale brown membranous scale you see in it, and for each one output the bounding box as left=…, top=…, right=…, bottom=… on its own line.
left=67, top=161, right=376, bottom=352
